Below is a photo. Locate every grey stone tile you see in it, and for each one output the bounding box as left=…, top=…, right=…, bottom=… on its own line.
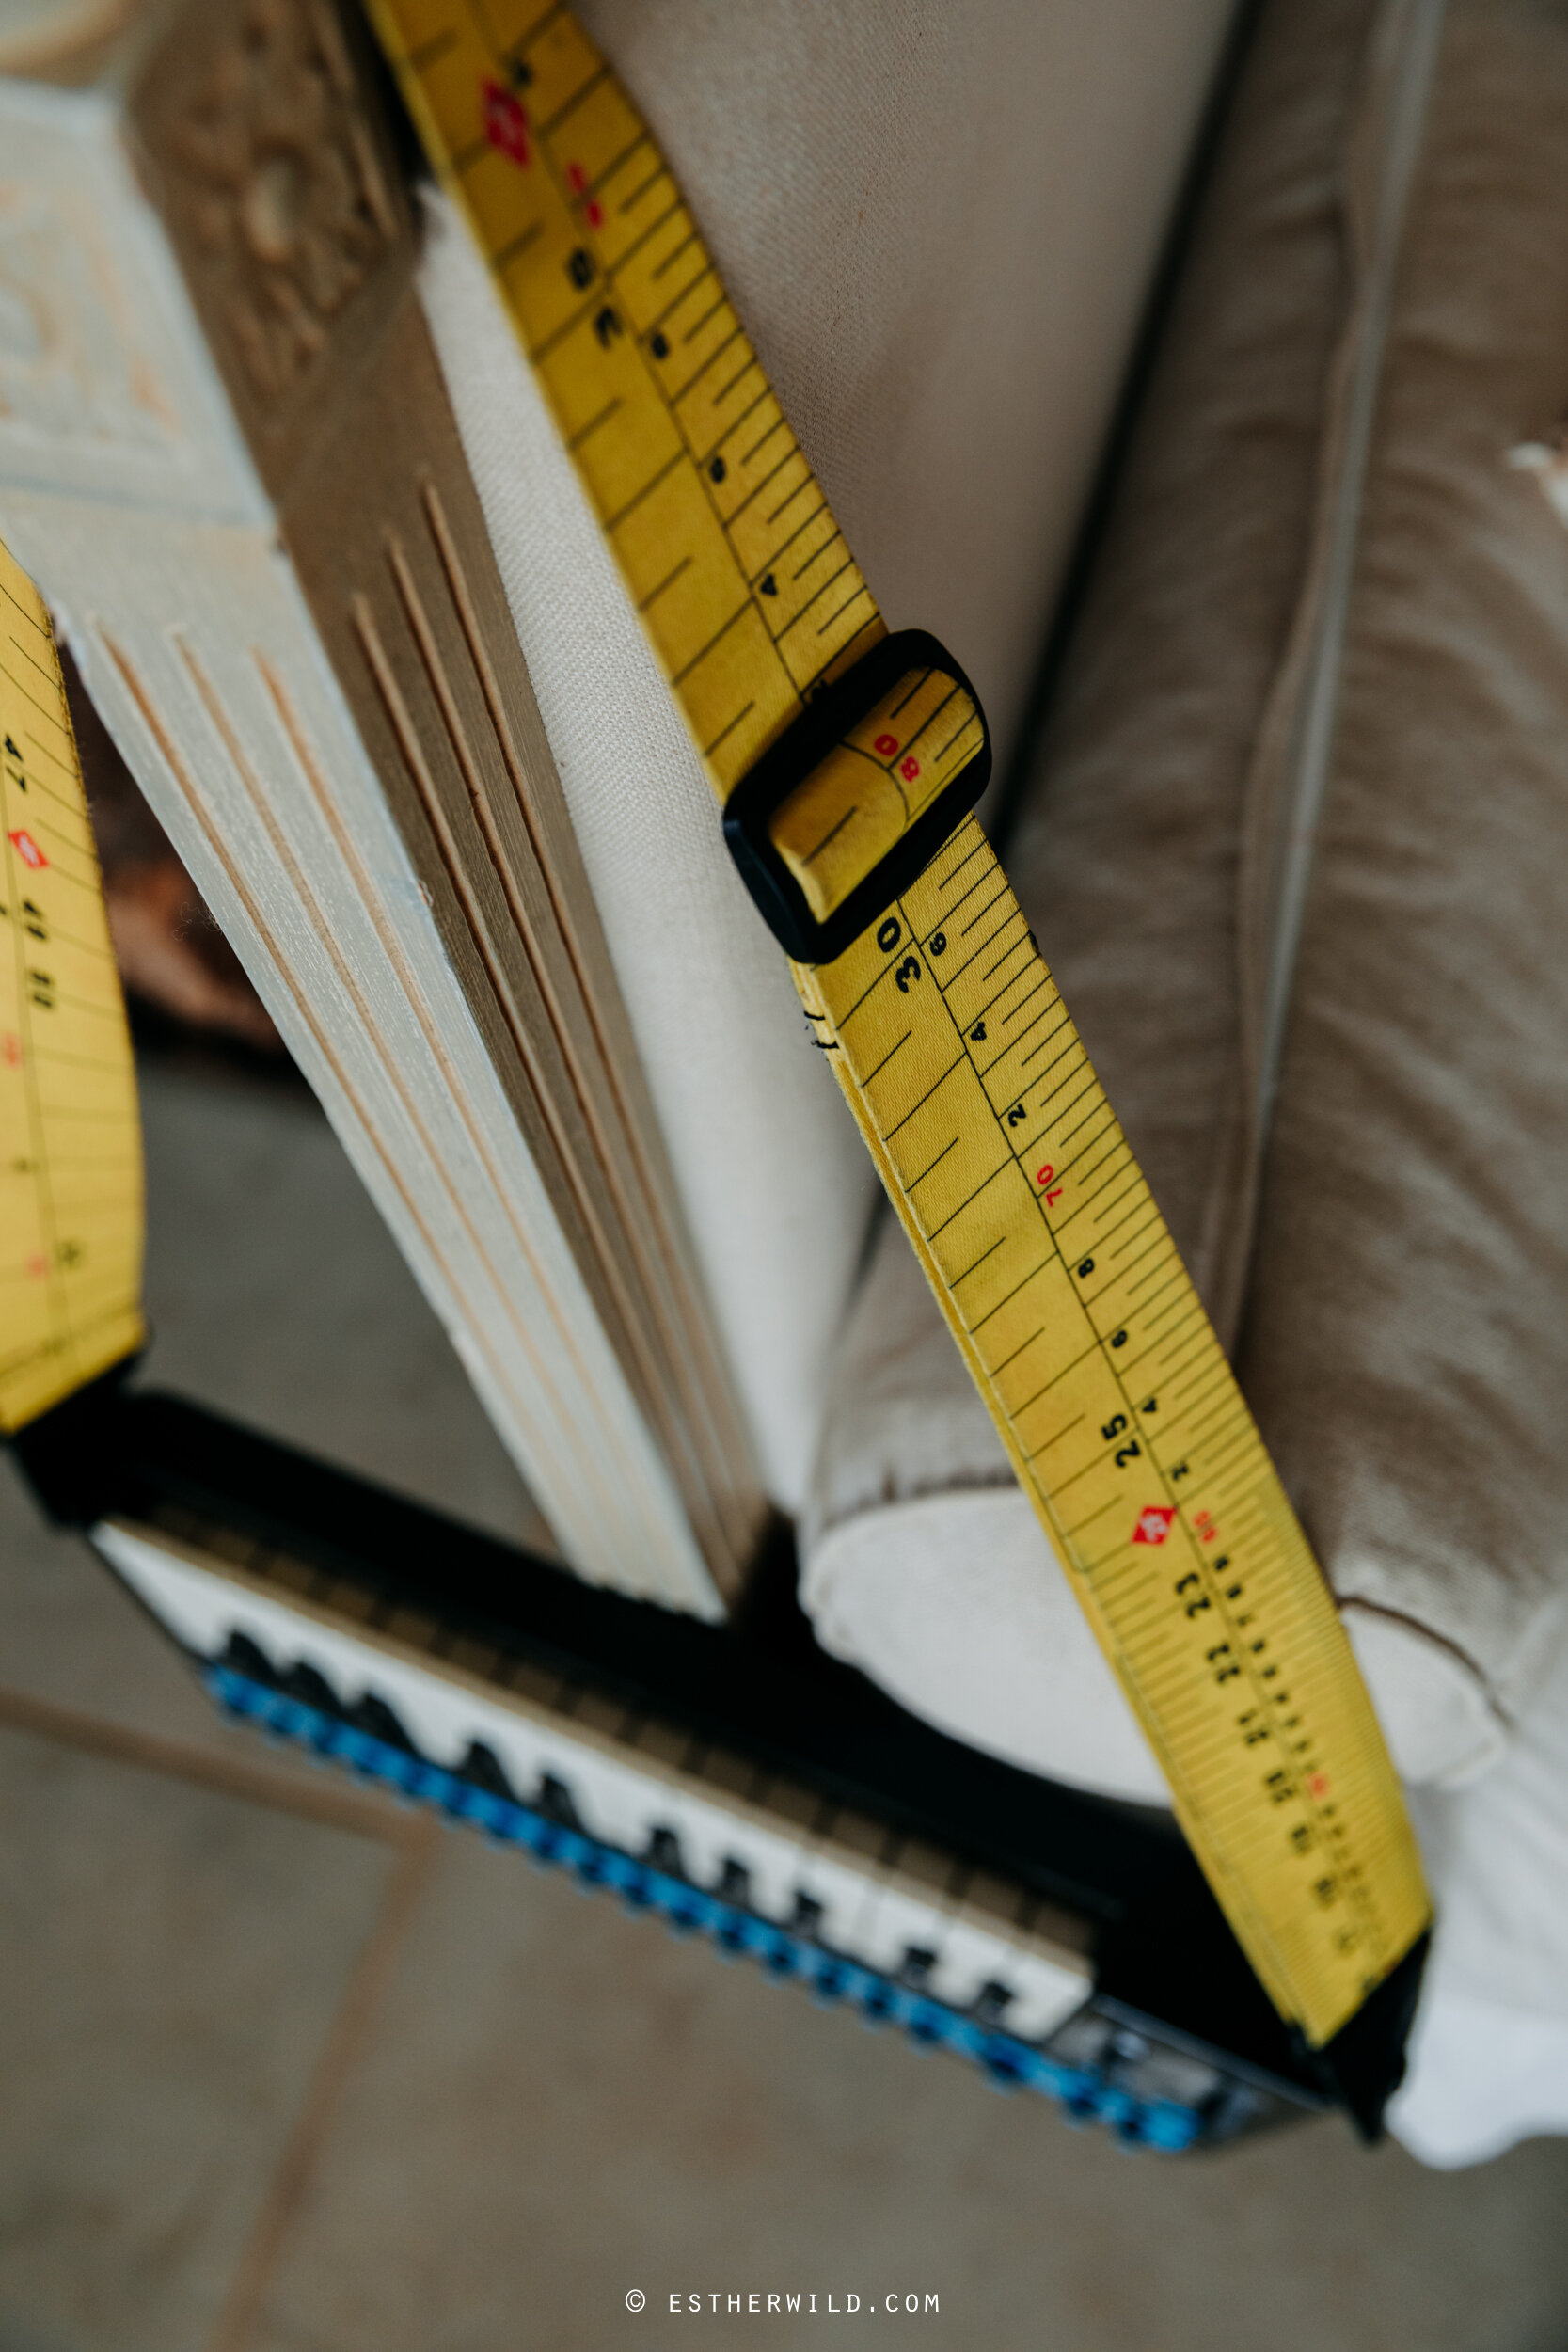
left=245, top=1830, right=1568, bottom=2352
left=135, top=1054, right=555, bottom=1557
left=0, top=1721, right=399, bottom=2352
left=9, top=974, right=1560, bottom=2352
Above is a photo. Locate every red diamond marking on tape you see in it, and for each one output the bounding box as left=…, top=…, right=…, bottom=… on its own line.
left=482, top=80, right=531, bottom=168
left=1132, top=1506, right=1176, bottom=1546
left=565, top=160, right=604, bottom=228
left=8, top=830, right=45, bottom=870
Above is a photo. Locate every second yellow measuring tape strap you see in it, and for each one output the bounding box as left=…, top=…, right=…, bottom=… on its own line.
left=0, top=536, right=144, bottom=1437
left=369, top=0, right=1431, bottom=2069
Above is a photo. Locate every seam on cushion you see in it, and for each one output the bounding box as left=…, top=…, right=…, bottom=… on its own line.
left=1200, top=0, right=1448, bottom=1346
left=810, top=1464, right=1022, bottom=1550
left=1338, top=1595, right=1515, bottom=1737
left=801, top=1483, right=1038, bottom=1594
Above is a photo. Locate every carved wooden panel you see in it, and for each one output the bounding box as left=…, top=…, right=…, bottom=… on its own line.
left=0, top=3, right=762, bottom=1610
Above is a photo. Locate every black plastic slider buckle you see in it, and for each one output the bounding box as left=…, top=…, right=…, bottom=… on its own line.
left=722, top=628, right=991, bottom=964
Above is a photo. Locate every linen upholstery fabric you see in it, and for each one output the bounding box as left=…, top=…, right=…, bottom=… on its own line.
left=802, top=0, right=1568, bottom=1791
left=806, top=0, right=1386, bottom=1800
left=1389, top=1629, right=1568, bottom=2165
left=419, top=0, right=1234, bottom=1510
left=1232, top=0, right=1568, bottom=1772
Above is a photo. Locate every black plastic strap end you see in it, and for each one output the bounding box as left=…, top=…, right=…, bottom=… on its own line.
left=1303, top=1930, right=1432, bottom=2144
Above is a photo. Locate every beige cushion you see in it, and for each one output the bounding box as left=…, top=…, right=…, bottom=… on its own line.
left=422, top=0, right=1235, bottom=1509
left=803, top=0, right=1568, bottom=1787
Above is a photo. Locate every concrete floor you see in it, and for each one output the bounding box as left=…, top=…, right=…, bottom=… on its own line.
left=4, top=1049, right=1568, bottom=2352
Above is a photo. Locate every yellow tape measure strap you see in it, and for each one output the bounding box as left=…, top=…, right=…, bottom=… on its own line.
left=370, top=0, right=1431, bottom=2052
left=0, top=537, right=144, bottom=1435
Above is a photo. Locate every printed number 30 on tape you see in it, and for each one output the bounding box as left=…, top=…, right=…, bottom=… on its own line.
left=0, top=537, right=143, bottom=1434
left=367, top=0, right=1433, bottom=2077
